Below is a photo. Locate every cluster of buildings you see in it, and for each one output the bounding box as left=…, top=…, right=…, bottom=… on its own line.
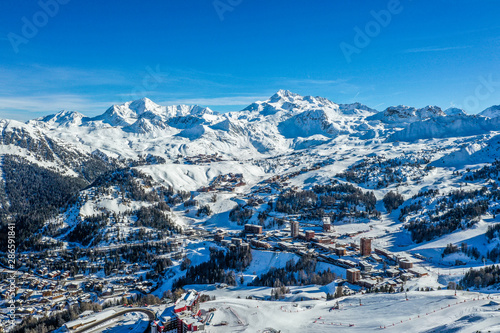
left=0, top=270, right=92, bottom=330
left=213, top=217, right=427, bottom=294
left=253, top=160, right=337, bottom=195
left=0, top=253, right=164, bottom=331
left=263, top=165, right=322, bottom=186
left=343, top=242, right=427, bottom=290
left=199, top=173, right=246, bottom=193
left=184, top=153, right=223, bottom=165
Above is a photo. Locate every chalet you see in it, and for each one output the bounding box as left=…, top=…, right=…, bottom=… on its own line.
left=231, top=238, right=243, bottom=246
left=16, top=307, right=35, bottom=315
left=314, top=236, right=331, bottom=244
left=20, top=290, right=33, bottom=300
left=214, top=231, right=226, bottom=242
left=401, top=273, right=414, bottom=281
left=335, top=248, right=347, bottom=256
left=305, top=230, right=315, bottom=241
left=358, top=278, right=377, bottom=289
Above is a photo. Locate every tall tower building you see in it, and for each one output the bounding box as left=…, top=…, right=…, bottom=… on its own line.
left=290, top=221, right=299, bottom=238
left=360, top=238, right=372, bottom=256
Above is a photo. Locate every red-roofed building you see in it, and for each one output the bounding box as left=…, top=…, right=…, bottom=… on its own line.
left=174, top=290, right=200, bottom=314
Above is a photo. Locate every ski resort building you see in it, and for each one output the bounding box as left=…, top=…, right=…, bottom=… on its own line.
left=305, top=230, right=315, bottom=241
left=174, top=290, right=200, bottom=314
left=346, top=268, right=361, bottom=284
left=399, top=260, right=414, bottom=269
left=290, top=221, right=299, bottom=238
left=244, top=224, right=263, bottom=234
left=360, top=238, right=372, bottom=256
left=154, top=290, right=206, bottom=332
left=322, top=216, right=332, bottom=232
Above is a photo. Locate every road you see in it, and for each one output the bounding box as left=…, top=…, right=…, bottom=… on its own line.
left=73, top=308, right=155, bottom=333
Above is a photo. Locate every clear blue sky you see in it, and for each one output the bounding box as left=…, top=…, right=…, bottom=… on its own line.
left=1, top=0, right=500, bottom=120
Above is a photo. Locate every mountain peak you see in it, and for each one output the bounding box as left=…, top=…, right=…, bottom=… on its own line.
left=338, top=102, right=378, bottom=116
left=417, top=105, right=445, bottom=117
left=30, top=110, right=86, bottom=127
left=480, top=105, right=500, bottom=118
left=367, top=104, right=446, bottom=125
left=269, top=89, right=301, bottom=103
left=91, top=98, right=163, bottom=126
left=444, top=107, right=467, bottom=116
left=127, top=97, right=162, bottom=115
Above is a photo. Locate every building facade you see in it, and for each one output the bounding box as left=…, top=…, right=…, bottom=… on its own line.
left=290, top=221, right=299, bottom=238
left=360, top=238, right=372, bottom=256
left=346, top=268, right=361, bottom=284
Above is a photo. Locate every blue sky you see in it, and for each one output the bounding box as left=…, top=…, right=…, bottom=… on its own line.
left=1, top=0, right=500, bottom=120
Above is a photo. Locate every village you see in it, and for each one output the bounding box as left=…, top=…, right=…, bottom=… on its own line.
left=0, top=158, right=441, bottom=333
left=0, top=211, right=431, bottom=333
left=0, top=239, right=188, bottom=333
left=213, top=217, right=428, bottom=295
left=0, top=163, right=433, bottom=333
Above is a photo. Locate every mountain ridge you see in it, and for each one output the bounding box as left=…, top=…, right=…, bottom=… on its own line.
left=1, top=90, right=499, bottom=163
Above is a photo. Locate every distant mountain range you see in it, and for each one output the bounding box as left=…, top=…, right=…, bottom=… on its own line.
left=0, top=90, right=489, bottom=162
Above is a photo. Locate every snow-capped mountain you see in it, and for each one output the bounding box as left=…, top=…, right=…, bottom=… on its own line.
left=14, top=90, right=500, bottom=161
left=88, top=98, right=217, bottom=128
left=444, top=107, right=467, bottom=116
left=242, top=89, right=339, bottom=115
left=367, top=105, right=446, bottom=125
left=29, top=110, right=88, bottom=128
left=338, top=102, right=378, bottom=116
left=90, top=97, right=164, bottom=126
left=479, top=105, right=500, bottom=118
left=0, top=118, right=115, bottom=181
left=388, top=113, right=500, bottom=142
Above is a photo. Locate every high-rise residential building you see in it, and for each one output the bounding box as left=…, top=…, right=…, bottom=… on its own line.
left=346, top=268, right=361, bottom=284
left=290, top=221, right=299, bottom=238
left=360, top=238, right=372, bottom=256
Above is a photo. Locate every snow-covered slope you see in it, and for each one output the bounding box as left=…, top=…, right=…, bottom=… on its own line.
left=388, top=114, right=500, bottom=142
left=444, top=107, right=467, bottom=116
left=479, top=105, right=500, bottom=118
left=367, top=105, right=446, bottom=126
left=0, top=118, right=113, bottom=177
left=29, top=110, right=88, bottom=128
left=338, top=102, right=378, bottom=116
